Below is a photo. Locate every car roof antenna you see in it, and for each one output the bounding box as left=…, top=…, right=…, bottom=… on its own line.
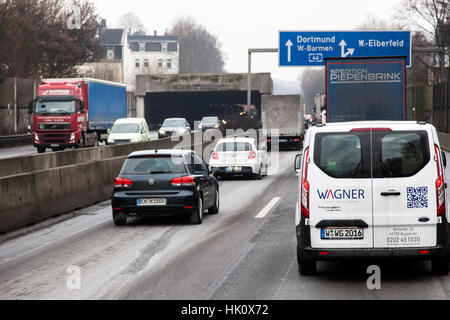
left=155, top=149, right=158, bottom=153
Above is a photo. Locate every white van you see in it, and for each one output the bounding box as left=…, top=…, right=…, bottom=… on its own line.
left=294, top=121, right=450, bottom=275
left=107, top=118, right=150, bottom=145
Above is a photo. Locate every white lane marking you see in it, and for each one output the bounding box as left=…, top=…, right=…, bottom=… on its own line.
left=255, top=197, right=281, bottom=219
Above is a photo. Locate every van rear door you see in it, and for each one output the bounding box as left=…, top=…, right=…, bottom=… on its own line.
left=308, top=128, right=373, bottom=249
left=372, top=126, right=438, bottom=248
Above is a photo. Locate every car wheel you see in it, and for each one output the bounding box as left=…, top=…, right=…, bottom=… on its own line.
left=112, top=212, right=127, bottom=226
left=190, top=197, right=203, bottom=224
left=254, top=168, right=262, bottom=180
left=208, top=189, right=219, bottom=214
left=431, top=260, right=449, bottom=275
left=297, top=247, right=317, bottom=275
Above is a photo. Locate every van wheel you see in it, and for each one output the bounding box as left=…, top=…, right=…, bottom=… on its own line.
left=113, top=212, right=127, bottom=226
left=297, top=247, right=317, bottom=275
left=208, top=189, right=219, bottom=214
left=190, top=197, right=203, bottom=224
left=431, top=260, right=449, bottom=275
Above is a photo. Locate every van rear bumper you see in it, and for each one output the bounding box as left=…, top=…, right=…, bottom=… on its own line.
left=296, top=217, right=450, bottom=262
left=299, top=245, right=449, bottom=261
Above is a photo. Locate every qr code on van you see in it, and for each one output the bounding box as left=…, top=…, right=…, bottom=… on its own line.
left=407, top=187, right=428, bottom=209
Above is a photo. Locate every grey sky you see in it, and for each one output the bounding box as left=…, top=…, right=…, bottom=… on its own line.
left=93, top=0, right=405, bottom=92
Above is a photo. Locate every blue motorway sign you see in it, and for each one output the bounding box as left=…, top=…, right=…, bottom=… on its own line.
left=279, top=31, right=411, bottom=67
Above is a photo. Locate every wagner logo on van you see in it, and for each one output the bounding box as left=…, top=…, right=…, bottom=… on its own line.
left=317, top=189, right=365, bottom=200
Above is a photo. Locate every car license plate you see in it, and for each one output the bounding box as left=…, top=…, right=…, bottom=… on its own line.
left=51, top=144, right=59, bottom=147
left=137, top=198, right=167, bottom=206
left=321, top=227, right=364, bottom=240
left=225, top=166, right=242, bottom=172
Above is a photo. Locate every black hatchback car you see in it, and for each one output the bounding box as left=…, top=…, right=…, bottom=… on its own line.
left=112, top=149, right=219, bottom=225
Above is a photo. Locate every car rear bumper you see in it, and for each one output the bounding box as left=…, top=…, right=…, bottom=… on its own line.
left=112, top=190, right=198, bottom=216
left=211, top=166, right=256, bottom=175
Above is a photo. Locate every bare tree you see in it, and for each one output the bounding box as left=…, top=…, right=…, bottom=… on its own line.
left=0, top=0, right=100, bottom=78
left=169, top=16, right=225, bottom=74
left=399, top=0, right=449, bottom=47
left=118, top=12, right=146, bottom=35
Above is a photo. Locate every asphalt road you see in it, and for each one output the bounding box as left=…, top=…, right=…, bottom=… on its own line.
left=0, top=150, right=449, bottom=300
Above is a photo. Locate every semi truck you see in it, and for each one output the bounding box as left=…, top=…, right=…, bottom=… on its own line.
left=29, top=78, right=127, bottom=153
left=325, top=56, right=407, bottom=122
left=262, top=94, right=304, bottom=150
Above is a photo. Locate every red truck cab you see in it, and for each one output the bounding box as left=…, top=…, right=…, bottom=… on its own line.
left=30, top=80, right=97, bottom=153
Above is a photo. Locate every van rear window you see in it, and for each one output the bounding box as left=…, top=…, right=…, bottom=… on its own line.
left=314, top=133, right=368, bottom=178
left=373, top=131, right=430, bottom=178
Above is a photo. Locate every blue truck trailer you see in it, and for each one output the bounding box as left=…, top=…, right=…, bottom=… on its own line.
left=31, top=78, right=127, bottom=152
left=325, top=56, right=407, bottom=122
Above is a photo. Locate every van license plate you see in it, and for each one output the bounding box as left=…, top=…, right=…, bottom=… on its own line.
left=137, top=198, right=167, bottom=206
left=321, top=227, right=364, bottom=240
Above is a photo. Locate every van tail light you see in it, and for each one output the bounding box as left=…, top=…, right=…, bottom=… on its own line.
left=434, top=145, right=445, bottom=216
left=212, top=152, right=219, bottom=160
left=248, top=150, right=256, bottom=159
left=172, top=176, right=195, bottom=187
left=114, top=177, right=133, bottom=188
left=301, top=147, right=310, bottom=218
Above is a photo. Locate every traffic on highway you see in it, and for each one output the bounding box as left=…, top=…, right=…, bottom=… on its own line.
left=0, top=0, right=449, bottom=313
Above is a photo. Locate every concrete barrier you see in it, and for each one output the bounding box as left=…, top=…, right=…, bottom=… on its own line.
left=438, top=132, right=450, bottom=152
left=0, top=140, right=211, bottom=234
left=0, top=133, right=195, bottom=178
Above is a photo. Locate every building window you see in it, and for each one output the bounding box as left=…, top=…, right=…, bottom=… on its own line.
left=157, top=59, right=163, bottom=68
left=162, top=43, right=168, bottom=52
left=135, top=59, right=140, bottom=68
left=144, top=59, right=149, bottom=68
left=140, top=43, right=145, bottom=52
left=167, top=59, right=172, bottom=68
left=107, top=49, right=114, bottom=59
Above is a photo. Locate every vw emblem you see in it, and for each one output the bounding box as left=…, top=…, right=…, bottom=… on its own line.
left=148, top=178, right=156, bottom=186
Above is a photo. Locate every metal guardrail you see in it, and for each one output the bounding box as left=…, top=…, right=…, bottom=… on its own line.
left=0, top=134, right=32, bottom=147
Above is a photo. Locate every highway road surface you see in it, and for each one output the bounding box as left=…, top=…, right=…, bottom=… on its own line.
left=0, top=150, right=449, bottom=300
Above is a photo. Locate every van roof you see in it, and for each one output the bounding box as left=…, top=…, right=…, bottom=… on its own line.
left=311, top=121, right=432, bottom=131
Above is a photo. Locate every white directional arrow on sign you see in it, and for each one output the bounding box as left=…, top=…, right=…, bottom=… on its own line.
left=339, top=40, right=355, bottom=58
left=285, top=39, right=293, bottom=62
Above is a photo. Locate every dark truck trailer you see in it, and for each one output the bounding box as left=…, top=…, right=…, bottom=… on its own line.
left=325, top=56, right=407, bottom=122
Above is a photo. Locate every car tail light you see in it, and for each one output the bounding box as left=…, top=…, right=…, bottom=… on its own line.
left=172, top=176, right=195, bottom=187
left=434, top=145, right=445, bottom=216
left=301, top=147, right=310, bottom=218
left=212, top=152, right=219, bottom=160
left=248, top=150, right=256, bottom=159
left=114, top=177, right=133, bottom=188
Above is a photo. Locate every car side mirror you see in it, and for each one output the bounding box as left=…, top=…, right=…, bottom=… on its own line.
left=295, top=154, right=301, bottom=173
left=79, top=101, right=85, bottom=113
left=442, top=151, right=447, bottom=169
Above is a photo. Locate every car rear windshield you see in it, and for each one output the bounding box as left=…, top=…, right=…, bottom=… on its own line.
left=313, top=130, right=430, bottom=179
left=120, top=156, right=187, bottom=174
left=215, top=142, right=252, bottom=152
left=373, top=131, right=430, bottom=178
left=314, top=133, right=367, bottom=178
left=111, top=123, right=140, bottom=134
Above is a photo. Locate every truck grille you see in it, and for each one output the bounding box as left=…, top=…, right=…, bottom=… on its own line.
left=40, top=133, right=70, bottom=144
left=39, top=123, right=71, bottom=130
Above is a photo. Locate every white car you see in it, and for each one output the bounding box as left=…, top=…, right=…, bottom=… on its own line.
left=209, top=137, right=268, bottom=179
left=107, top=118, right=150, bottom=145
left=295, top=121, right=450, bottom=275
